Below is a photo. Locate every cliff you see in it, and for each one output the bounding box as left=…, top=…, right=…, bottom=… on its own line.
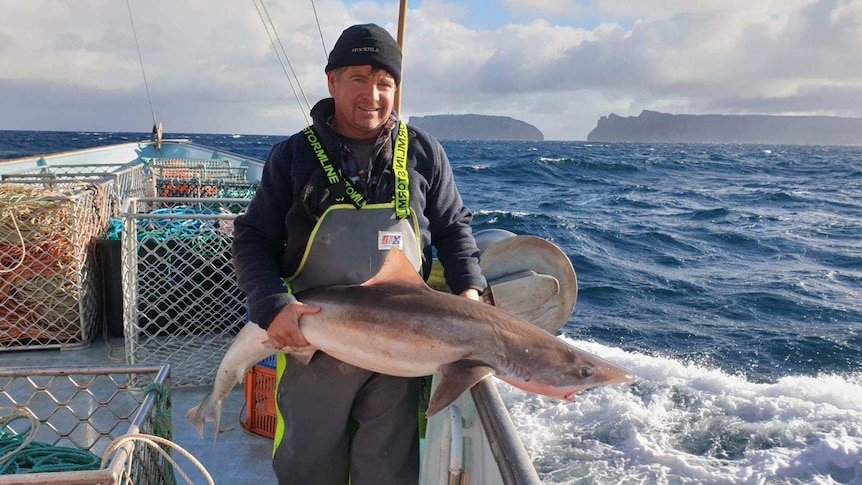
left=408, top=114, right=544, bottom=141
left=587, top=110, right=862, bottom=145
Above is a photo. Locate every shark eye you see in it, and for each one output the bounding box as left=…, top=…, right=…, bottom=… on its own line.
left=579, top=367, right=594, bottom=378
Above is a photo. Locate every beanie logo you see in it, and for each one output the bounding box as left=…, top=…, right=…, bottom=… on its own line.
left=351, top=47, right=380, bottom=53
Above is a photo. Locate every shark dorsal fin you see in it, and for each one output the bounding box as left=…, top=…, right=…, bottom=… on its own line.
left=362, top=248, right=427, bottom=288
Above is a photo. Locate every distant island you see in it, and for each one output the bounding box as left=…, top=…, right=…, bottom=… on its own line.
left=409, top=114, right=544, bottom=141
left=588, top=110, right=862, bottom=145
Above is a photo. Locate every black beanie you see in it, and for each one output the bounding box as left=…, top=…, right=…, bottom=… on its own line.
left=325, top=24, right=402, bottom=85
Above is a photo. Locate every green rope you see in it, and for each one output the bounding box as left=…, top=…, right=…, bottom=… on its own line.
left=0, top=413, right=100, bottom=475
left=142, top=382, right=177, bottom=485
left=143, top=382, right=173, bottom=441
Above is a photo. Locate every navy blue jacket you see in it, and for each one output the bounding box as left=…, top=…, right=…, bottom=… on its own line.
left=233, top=98, right=487, bottom=328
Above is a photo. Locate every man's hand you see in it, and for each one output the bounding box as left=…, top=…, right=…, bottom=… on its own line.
left=459, top=288, right=481, bottom=302
left=266, top=301, right=321, bottom=350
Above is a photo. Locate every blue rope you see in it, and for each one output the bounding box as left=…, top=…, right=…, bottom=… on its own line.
left=105, top=218, right=123, bottom=240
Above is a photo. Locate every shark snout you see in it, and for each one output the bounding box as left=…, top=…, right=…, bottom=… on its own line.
left=563, top=360, right=634, bottom=401
left=604, top=366, right=635, bottom=385
left=597, top=361, right=635, bottom=387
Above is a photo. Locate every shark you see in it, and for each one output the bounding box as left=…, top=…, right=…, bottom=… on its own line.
left=186, top=248, right=633, bottom=440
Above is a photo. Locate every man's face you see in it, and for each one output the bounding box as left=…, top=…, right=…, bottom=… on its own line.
left=327, top=65, right=397, bottom=140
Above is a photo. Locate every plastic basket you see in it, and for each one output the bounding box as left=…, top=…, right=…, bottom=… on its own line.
left=258, top=355, right=277, bottom=369
left=243, top=364, right=277, bottom=439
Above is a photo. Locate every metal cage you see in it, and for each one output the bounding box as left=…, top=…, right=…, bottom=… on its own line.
left=1, top=163, right=151, bottom=221
left=0, top=184, right=106, bottom=351
left=121, top=198, right=250, bottom=387
left=146, top=158, right=247, bottom=184
left=0, top=364, right=174, bottom=485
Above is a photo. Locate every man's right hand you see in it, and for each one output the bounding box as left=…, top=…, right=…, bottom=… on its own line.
left=266, top=301, right=321, bottom=350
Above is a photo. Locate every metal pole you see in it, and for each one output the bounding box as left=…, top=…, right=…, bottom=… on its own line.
left=394, top=0, right=408, bottom=116
left=470, top=379, right=543, bottom=485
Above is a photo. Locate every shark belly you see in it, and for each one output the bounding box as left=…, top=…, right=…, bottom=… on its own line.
left=300, top=311, right=468, bottom=377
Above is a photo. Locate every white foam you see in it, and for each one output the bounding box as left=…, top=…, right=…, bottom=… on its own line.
left=499, top=339, right=862, bottom=484
left=473, top=209, right=531, bottom=217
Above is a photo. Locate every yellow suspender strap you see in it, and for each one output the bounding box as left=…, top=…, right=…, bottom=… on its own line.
left=393, top=121, right=410, bottom=219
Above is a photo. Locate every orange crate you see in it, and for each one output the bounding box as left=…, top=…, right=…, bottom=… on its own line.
left=244, top=364, right=277, bottom=438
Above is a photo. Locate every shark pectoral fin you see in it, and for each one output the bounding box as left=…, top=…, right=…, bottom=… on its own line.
left=427, top=363, right=496, bottom=417
left=286, top=346, right=318, bottom=365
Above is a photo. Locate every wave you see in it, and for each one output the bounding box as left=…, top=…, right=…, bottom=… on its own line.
left=537, top=156, right=572, bottom=163
left=502, top=340, right=862, bottom=484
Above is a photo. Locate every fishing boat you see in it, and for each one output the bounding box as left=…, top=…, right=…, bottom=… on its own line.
left=0, top=2, right=578, bottom=483
left=0, top=130, right=580, bottom=484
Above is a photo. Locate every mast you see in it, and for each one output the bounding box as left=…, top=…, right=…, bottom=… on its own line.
left=394, top=0, right=408, bottom=116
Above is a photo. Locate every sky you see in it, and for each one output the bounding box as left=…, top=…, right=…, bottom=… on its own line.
left=1, top=0, right=861, bottom=141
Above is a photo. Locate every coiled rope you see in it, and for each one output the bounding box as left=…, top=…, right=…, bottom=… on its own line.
left=102, top=433, right=214, bottom=485
left=0, top=409, right=101, bottom=475
left=0, top=190, right=64, bottom=275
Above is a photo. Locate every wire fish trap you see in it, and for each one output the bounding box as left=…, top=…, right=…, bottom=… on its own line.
left=145, top=158, right=248, bottom=184
left=144, top=158, right=253, bottom=205
left=122, top=198, right=251, bottom=387
left=0, top=364, right=175, bottom=485
left=0, top=184, right=105, bottom=350
left=154, top=180, right=259, bottom=213
left=0, top=163, right=150, bottom=221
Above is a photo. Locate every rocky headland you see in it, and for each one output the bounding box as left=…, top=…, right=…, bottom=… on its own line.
left=409, top=114, right=544, bottom=141
left=588, top=110, right=862, bottom=145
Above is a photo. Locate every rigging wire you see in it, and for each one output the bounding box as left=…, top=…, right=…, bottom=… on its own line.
left=125, top=0, right=158, bottom=126
left=309, top=0, right=329, bottom=60
left=251, top=0, right=312, bottom=123
left=259, top=0, right=314, bottom=112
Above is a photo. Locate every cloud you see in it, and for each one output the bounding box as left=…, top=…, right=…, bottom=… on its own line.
left=1, top=0, right=860, bottom=140
left=709, top=84, right=862, bottom=115
left=501, top=0, right=590, bottom=19
left=462, top=0, right=862, bottom=134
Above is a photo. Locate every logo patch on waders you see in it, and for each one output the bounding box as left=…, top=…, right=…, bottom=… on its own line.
left=378, top=231, right=403, bottom=250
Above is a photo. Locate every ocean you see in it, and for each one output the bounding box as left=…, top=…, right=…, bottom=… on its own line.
left=2, top=130, right=861, bottom=484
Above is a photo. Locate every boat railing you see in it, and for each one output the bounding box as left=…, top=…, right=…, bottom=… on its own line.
left=471, top=379, right=542, bottom=484
left=421, top=375, right=541, bottom=485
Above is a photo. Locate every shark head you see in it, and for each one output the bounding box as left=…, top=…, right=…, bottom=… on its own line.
left=497, top=342, right=634, bottom=401
left=558, top=348, right=634, bottom=401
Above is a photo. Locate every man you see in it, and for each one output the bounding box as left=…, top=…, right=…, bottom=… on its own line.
left=232, top=23, right=487, bottom=485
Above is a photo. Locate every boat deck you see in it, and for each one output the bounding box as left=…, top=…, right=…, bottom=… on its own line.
left=1, top=336, right=276, bottom=483
left=0, top=141, right=541, bottom=484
